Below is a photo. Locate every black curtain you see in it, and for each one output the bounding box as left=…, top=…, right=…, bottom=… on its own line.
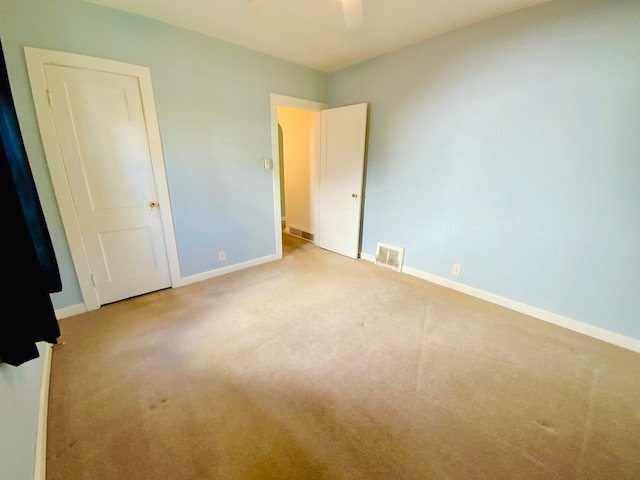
left=0, top=40, right=62, bottom=367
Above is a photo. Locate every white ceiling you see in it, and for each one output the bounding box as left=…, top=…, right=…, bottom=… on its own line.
left=86, top=0, right=550, bottom=73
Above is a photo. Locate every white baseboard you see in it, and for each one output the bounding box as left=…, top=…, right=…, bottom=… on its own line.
left=176, top=254, right=280, bottom=287
left=360, top=253, right=640, bottom=354
left=53, top=255, right=282, bottom=315
left=360, top=252, right=376, bottom=263
left=34, top=343, right=53, bottom=480
left=55, top=303, right=86, bottom=319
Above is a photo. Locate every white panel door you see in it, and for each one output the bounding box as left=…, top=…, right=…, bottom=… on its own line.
left=317, top=103, right=368, bottom=259
left=44, top=65, right=171, bottom=305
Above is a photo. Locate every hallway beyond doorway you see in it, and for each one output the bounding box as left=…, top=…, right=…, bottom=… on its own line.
left=282, top=231, right=316, bottom=256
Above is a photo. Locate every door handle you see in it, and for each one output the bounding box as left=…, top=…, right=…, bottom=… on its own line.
left=352, top=193, right=358, bottom=198
left=149, top=201, right=158, bottom=208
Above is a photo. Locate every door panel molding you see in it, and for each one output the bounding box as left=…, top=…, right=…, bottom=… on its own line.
left=25, top=47, right=180, bottom=311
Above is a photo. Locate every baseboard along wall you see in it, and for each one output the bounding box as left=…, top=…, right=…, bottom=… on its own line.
left=55, top=254, right=281, bottom=318
left=176, top=254, right=280, bottom=287
left=55, top=303, right=87, bottom=319
left=56, top=251, right=640, bottom=354
left=34, top=343, right=53, bottom=480
left=360, top=252, right=640, bottom=354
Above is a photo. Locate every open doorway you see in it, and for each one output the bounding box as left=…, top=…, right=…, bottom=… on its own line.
left=278, top=106, right=319, bottom=257
left=270, top=94, right=368, bottom=260
left=270, top=94, right=326, bottom=259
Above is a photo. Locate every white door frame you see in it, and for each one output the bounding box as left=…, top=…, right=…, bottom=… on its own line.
left=25, top=47, right=181, bottom=311
left=270, top=93, right=327, bottom=258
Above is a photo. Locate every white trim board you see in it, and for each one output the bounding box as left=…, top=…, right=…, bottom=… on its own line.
left=34, top=343, right=53, bottom=480
left=55, top=303, right=87, bottom=320
left=360, top=253, right=640, bottom=354
left=53, top=254, right=280, bottom=315
left=176, top=254, right=279, bottom=287
left=24, top=47, right=181, bottom=312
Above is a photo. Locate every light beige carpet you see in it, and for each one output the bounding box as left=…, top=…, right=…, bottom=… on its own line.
left=282, top=232, right=317, bottom=256
left=48, top=248, right=640, bottom=480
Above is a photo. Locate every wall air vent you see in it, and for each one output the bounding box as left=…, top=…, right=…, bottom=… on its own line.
left=288, top=227, right=315, bottom=242
left=375, top=242, right=404, bottom=272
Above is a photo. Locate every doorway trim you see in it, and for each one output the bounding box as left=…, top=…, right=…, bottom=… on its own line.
left=25, top=47, right=181, bottom=311
left=270, top=93, right=327, bottom=258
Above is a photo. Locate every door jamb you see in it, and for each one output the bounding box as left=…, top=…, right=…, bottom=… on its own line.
left=270, top=93, right=327, bottom=258
left=24, top=47, right=181, bottom=311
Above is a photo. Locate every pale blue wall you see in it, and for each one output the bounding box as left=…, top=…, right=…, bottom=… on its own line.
left=329, top=0, right=640, bottom=339
left=0, top=343, right=46, bottom=480
left=0, top=0, right=327, bottom=308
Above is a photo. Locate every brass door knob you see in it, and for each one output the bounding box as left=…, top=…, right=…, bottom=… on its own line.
left=149, top=201, right=158, bottom=208
left=352, top=193, right=358, bottom=198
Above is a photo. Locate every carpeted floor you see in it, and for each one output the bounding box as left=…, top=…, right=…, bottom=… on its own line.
left=282, top=232, right=317, bottom=256
left=47, top=248, right=640, bottom=479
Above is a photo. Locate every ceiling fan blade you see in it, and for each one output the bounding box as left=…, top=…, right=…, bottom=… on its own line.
left=342, top=0, right=363, bottom=31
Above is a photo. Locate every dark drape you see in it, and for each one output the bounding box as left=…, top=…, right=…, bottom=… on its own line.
left=0, top=41, right=62, bottom=367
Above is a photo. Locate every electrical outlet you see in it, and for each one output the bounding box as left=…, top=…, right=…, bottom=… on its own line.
left=452, top=263, right=462, bottom=276
left=218, top=251, right=226, bottom=262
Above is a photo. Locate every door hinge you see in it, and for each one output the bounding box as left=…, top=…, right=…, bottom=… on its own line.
left=90, top=274, right=96, bottom=287
left=46, top=90, right=53, bottom=109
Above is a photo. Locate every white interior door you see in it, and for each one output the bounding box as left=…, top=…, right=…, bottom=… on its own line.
left=44, top=65, right=171, bottom=305
left=317, top=103, right=368, bottom=259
